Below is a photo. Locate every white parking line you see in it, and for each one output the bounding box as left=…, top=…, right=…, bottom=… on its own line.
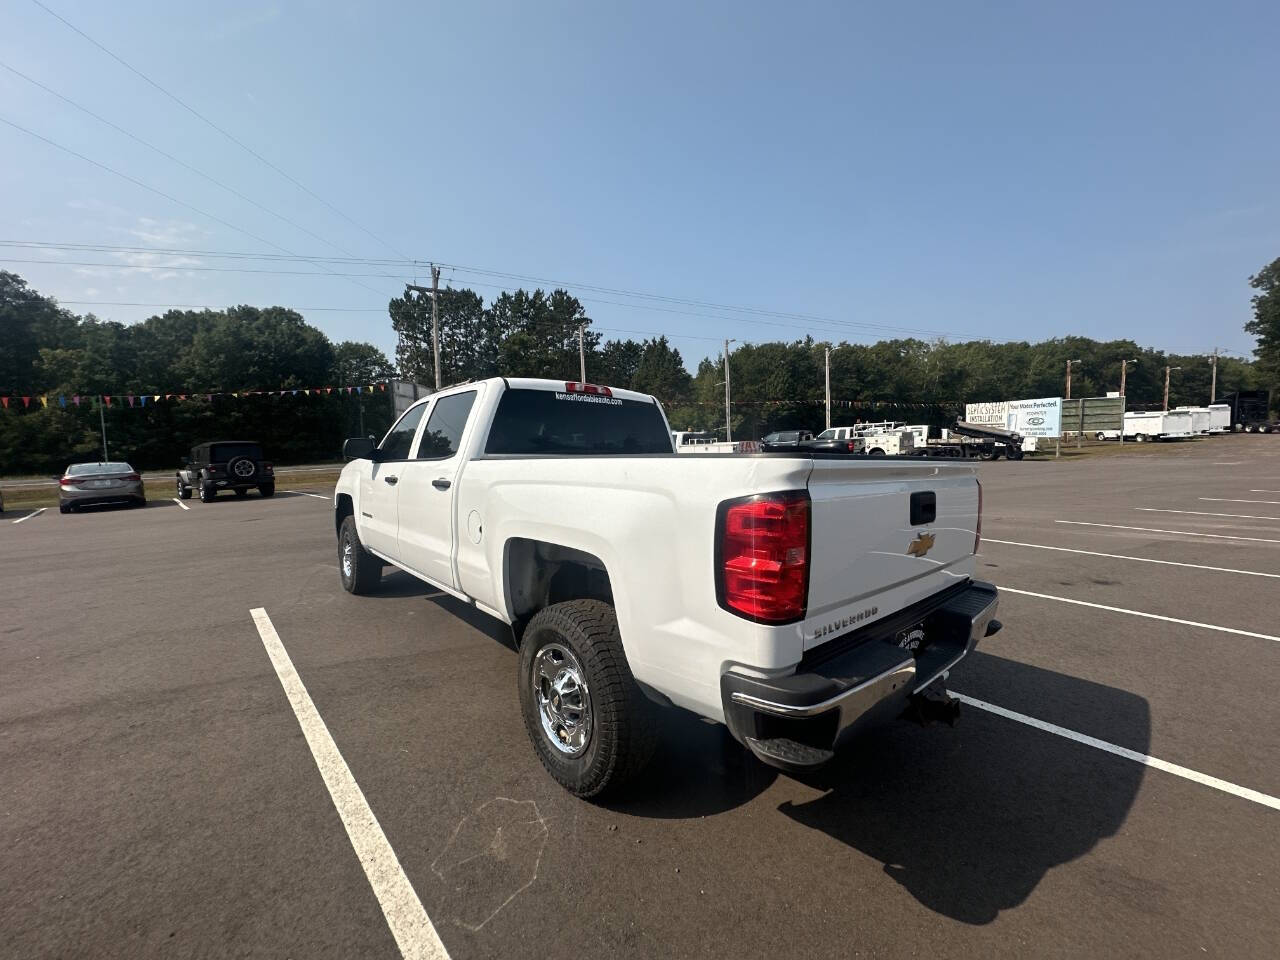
left=11, top=508, right=45, bottom=524
left=1201, top=498, right=1280, bottom=505
left=955, top=694, right=1280, bottom=812
left=983, top=538, right=1280, bottom=579
left=1056, top=520, right=1280, bottom=544
left=1251, top=489, right=1280, bottom=494
left=284, top=490, right=331, bottom=500
left=1137, top=508, right=1280, bottom=522
left=171, top=498, right=190, bottom=511
left=997, top=586, right=1280, bottom=643
left=250, top=608, right=449, bottom=960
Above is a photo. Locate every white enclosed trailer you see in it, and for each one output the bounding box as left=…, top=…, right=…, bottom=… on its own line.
left=1207, top=404, right=1231, bottom=434
left=1119, top=410, right=1197, bottom=441
left=1173, top=406, right=1212, bottom=434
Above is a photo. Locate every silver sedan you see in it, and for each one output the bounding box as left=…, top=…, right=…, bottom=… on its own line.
left=58, top=462, right=147, bottom=513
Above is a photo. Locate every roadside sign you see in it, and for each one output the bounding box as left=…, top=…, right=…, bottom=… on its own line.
left=965, top=397, right=1063, bottom=438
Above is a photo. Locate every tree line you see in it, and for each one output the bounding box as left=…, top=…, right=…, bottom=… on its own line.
left=389, top=281, right=1268, bottom=439
left=2, top=262, right=1273, bottom=474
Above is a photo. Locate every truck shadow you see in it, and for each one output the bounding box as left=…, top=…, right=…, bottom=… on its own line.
left=776, top=651, right=1150, bottom=924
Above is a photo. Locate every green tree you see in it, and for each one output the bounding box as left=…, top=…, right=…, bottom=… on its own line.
left=333, top=341, right=395, bottom=383
left=1245, top=258, right=1280, bottom=388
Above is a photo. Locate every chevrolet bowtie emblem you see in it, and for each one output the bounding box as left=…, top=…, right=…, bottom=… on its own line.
left=906, top=532, right=936, bottom=558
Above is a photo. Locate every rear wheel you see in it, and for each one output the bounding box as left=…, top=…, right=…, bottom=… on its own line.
left=1006, top=446, right=1024, bottom=461
left=59, top=503, right=72, bottom=514
left=518, top=599, right=657, bottom=799
left=199, top=481, right=216, bottom=502
left=338, top=516, right=381, bottom=594
left=868, top=448, right=886, bottom=457
left=259, top=483, right=275, bottom=497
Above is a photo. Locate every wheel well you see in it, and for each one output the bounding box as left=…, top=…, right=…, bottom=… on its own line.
left=335, top=493, right=353, bottom=537
left=505, top=538, right=613, bottom=644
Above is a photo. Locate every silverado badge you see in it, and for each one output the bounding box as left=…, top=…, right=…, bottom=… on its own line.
left=906, top=532, right=936, bottom=558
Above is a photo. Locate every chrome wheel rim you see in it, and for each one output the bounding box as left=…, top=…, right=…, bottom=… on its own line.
left=533, top=642, right=592, bottom=756
left=341, top=535, right=354, bottom=579
left=233, top=459, right=255, bottom=478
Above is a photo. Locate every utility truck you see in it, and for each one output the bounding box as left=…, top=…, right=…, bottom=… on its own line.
left=334, top=378, right=999, bottom=798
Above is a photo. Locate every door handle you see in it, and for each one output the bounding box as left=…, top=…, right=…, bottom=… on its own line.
left=384, top=475, right=399, bottom=485
left=432, top=479, right=451, bottom=491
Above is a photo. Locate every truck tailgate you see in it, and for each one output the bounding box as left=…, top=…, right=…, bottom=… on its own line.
left=803, top=458, right=979, bottom=650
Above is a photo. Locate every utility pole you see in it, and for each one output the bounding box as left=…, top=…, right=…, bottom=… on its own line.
left=1065, top=359, right=1081, bottom=400
left=405, top=271, right=443, bottom=391
left=98, top=396, right=109, bottom=461
left=430, top=264, right=441, bottom=391
left=578, top=325, right=587, bottom=383
left=1210, top=348, right=1218, bottom=403
left=1163, top=365, right=1181, bottom=411
left=1119, top=358, right=1136, bottom=446
left=723, top=339, right=735, bottom=442
left=824, top=346, right=832, bottom=430
left=1062, top=359, right=1081, bottom=457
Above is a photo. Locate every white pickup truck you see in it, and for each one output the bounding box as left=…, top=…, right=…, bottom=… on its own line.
left=334, top=377, right=1000, bottom=798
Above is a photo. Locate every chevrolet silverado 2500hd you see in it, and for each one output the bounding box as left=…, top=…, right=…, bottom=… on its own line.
left=334, top=377, right=999, bottom=798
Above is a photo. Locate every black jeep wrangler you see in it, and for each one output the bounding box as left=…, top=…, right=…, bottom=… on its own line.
left=177, top=441, right=275, bottom=502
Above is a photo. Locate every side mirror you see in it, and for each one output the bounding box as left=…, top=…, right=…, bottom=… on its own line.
left=343, top=437, right=376, bottom=461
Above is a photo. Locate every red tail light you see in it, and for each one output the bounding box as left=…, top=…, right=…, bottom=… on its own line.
left=123, top=473, right=141, bottom=482
left=975, top=479, right=983, bottom=554
left=846, top=440, right=857, bottom=452
left=564, top=382, right=612, bottom=397
left=59, top=476, right=74, bottom=487
left=716, top=491, right=810, bottom=623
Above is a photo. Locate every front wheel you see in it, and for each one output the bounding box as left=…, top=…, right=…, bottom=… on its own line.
left=518, top=600, right=657, bottom=799
left=177, top=477, right=192, bottom=499
left=338, top=515, right=381, bottom=594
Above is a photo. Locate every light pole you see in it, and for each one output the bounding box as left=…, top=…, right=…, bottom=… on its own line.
left=1118, top=359, right=1137, bottom=446
left=723, top=339, right=736, bottom=442
left=824, top=345, right=845, bottom=430
left=1163, top=365, right=1181, bottom=411
left=1060, top=360, right=1082, bottom=457
left=1209, top=349, right=1218, bottom=403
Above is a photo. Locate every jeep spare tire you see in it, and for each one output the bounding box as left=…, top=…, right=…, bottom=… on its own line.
left=227, top=456, right=257, bottom=481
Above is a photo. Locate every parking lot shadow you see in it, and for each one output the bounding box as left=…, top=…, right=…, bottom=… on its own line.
left=778, top=651, right=1150, bottom=924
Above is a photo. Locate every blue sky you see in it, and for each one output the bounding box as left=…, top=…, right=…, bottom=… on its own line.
left=2, top=0, right=1277, bottom=368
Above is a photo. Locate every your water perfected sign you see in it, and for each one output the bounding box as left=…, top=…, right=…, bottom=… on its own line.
left=964, top=397, right=1062, bottom=437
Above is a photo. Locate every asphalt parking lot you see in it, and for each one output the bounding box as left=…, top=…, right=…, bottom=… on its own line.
left=3, top=438, right=1278, bottom=959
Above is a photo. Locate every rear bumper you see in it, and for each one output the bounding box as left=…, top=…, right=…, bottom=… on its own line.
left=720, top=580, right=999, bottom=771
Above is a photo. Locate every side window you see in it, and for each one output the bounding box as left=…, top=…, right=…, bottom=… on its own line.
left=379, top=403, right=427, bottom=460
left=416, top=391, right=477, bottom=459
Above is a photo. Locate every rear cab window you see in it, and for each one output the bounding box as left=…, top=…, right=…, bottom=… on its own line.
left=416, top=391, right=477, bottom=459
left=485, top=387, right=672, bottom=455
left=210, top=443, right=263, bottom=462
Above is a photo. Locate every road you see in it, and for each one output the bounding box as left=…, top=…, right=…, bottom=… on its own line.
left=2, top=439, right=1277, bottom=958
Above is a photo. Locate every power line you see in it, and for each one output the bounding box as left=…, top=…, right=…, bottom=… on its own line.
left=7, top=256, right=1000, bottom=343
left=28, top=0, right=409, bottom=260
left=0, top=59, right=390, bottom=270
left=48, top=299, right=729, bottom=344
left=0, top=118, right=394, bottom=297
left=0, top=238, right=995, bottom=340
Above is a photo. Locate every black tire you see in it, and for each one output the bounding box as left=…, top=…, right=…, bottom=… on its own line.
left=1006, top=446, right=1024, bottom=461
left=868, top=448, right=886, bottom=457
left=59, top=503, right=72, bottom=514
left=338, top=515, right=381, bottom=594
left=199, top=480, right=216, bottom=502
left=133, top=497, right=146, bottom=508
left=177, top=477, right=192, bottom=500
left=978, top=448, right=998, bottom=461
left=259, top=483, right=275, bottom=498
left=234, top=488, right=248, bottom=498
left=518, top=599, right=657, bottom=799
